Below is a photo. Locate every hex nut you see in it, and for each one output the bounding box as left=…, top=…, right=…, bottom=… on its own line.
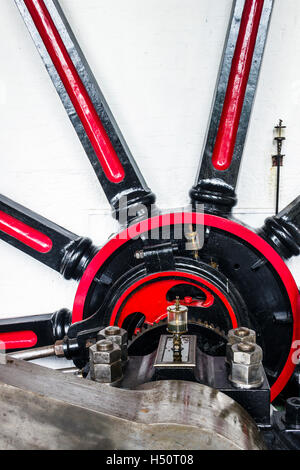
left=99, top=327, right=128, bottom=346
left=54, top=340, right=65, bottom=358
left=228, top=327, right=256, bottom=345
left=104, top=326, right=121, bottom=336
left=226, top=327, right=256, bottom=363
left=228, top=342, right=264, bottom=389
left=90, top=361, right=123, bottom=383
left=89, top=341, right=121, bottom=365
left=285, top=398, right=300, bottom=429
left=98, top=327, right=128, bottom=361
left=229, top=342, right=263, bottom=365
left=229, top=363, right=264, bottom=389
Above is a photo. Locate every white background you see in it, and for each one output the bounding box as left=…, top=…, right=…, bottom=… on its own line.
left=0, top=0, right=299, bottom=318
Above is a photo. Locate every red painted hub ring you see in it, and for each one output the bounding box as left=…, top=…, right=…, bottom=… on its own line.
left=110, top=272, right=238, bottom=329
left=73, top=213, right=300, bottom=401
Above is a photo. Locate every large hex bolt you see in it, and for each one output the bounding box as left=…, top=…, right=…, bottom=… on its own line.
left=226, top=327, right=256, bottom=363
left=228, top=341, right=264, bottom=389
left=89, top=339, right=123, bottom=384
left=285, top=398, right=300, bottom=429
left=98, top=326, right=128, bottom=362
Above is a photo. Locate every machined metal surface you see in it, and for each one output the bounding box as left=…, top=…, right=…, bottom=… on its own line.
left=0, top=358, right=266, bottom=450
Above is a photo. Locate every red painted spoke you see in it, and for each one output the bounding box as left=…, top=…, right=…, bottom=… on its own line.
left=212, top=0, right=264, bottom=171
left=0, top=309, right=72, bottom=351
left=0, top=210, right=52, bottom=254
left=0, top=331, right=37, bottom=350
left=0, top=194, right=97, bottom=279
left=191, top=0, right=273, bottom=215
left=16, top=0, right=156, bottom=219
left=24, top=0, right=125, bottom=183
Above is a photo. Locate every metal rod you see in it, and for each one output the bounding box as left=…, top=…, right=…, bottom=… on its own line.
left=276, top=155, right=281, bottom=215
left=9, top=345, right=55, bottom=361
left=273, top=120, right=286, bottom=215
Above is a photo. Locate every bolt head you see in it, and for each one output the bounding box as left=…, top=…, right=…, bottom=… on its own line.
left=90, top=341, right=121, bottom=364
left=99, top=327, right=128, bottom=346
left=97, top=339, right=113, bottom=351
left=234, top=327, right=250, bottom=338
left=104, top=326, right=121, bottom=336
left=228, top=327, right=256, bottom=345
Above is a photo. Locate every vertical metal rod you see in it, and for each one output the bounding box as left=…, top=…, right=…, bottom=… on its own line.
left=273, top=120, right=286, bottom=215
left=276, top=155, right=281, bottom=215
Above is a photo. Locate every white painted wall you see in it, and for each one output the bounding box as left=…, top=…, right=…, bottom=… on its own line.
left=0, top=0, right=299, bottom=318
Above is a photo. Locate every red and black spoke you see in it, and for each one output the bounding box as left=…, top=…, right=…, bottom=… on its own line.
left=0, top=194, right=98, bottom=279
left=15, top=0, right=156, bottom=221
left=190, top=0, right=273, bottom=216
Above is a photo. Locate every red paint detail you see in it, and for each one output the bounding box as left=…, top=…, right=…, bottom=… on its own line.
left=0, top=331, right=38, bottom=350
left=110, top=277, right=229, bottom=328
left=72, top=213, right=300, bottom=401
left=24, top=0, right=125, bottom=183
left=0, top=210, right=52, bottom=253
left=212, top=0, right=264, bottom=171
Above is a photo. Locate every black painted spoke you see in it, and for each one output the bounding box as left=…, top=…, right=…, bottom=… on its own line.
left=0, top=308, right=71, bottom=351
left=260, top=195, right=300, bottom=260
left=15, top=0, right=156, bottom=222
left=190, top=0, right=274, bottom=216
left=0, top=194, right=97, bottom=280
